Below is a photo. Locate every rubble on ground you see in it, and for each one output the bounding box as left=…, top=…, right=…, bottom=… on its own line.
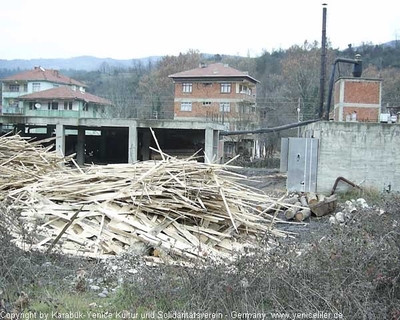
left=329, top=197, right=383, bottom=225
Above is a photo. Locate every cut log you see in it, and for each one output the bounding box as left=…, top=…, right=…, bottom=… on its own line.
left=317, top=194, right=326, bottom=203
left=295, top=209, right=311, bottom=222
left=299, top=195, right=308, bottom=207
left=284, top=202, right=302, bottom=220
left=325, top=194, right=338, bottom=213
left=306, top=192, right=318, bottom=206
left=309, top=194, right=338, bottom=217
left=283, top=196, right=299, bottom=205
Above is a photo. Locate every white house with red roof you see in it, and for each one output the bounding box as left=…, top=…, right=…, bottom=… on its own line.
left=1, top=66, right=112, bottom=118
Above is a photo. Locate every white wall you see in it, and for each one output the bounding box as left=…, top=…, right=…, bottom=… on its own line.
left=27, top=81, right=54, bottom=93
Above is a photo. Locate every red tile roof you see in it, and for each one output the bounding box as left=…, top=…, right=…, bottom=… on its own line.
left=18, top=86, right=112, bottom=105
left=2, top=67, right=86, bottom=87
left=168, top=63, right=259, bottom=83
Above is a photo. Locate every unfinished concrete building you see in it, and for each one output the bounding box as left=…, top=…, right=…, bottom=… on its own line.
left=0, top=67, right=223, bottom=164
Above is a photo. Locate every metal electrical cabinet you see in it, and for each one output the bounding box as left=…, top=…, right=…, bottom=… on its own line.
left=280, top=138, right=319, bottom=193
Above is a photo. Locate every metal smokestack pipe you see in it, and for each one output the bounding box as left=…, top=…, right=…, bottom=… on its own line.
left=318, top=3, right=328, bottom=119
left=325, top=55, right=363, bottom=120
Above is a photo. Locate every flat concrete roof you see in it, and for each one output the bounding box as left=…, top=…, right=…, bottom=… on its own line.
left=0, top=116, right=226, bottom=131
left=337, top=76, right=382, bottom=82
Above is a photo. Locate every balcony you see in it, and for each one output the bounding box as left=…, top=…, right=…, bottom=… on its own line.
left=2, top=92, right=24, bottom=100
left=24, top=109, right=82, bottom=118
left=2, top=107, right=24, bottom=115
left=237, top=92, right=256, bottom=103
left=1, top=107, right=176, bottom=120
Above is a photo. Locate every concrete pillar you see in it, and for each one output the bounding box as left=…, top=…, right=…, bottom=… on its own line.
left=76, top=127, right=85, bottom=165
left=141, top=130, right=151, bottom=161
left=46, top=125, right=55, bottom=137
left=99, top=130, right=106, bottom=159
left=128, top=125, right=138, bottom=163
left=213, top=130, right=220, bottom=161
left=15, top=124, right=25, bottom=135
left=205, top=128, right=214, bottom=163
left=55, top=124, right=65, bottom=157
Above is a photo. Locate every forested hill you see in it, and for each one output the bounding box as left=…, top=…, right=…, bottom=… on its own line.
left=0, top=40, right=399, bottom=73
left=1, top=41, right=400, bottom=128
left=0, top=55, right=162, bottom=74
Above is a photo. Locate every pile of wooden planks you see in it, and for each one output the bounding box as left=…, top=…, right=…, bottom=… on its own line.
left=7, top=158, right=295, bottom=260
left=0, top=133, right=73, bottom=197
left=1, top=134, right=297, bottom=261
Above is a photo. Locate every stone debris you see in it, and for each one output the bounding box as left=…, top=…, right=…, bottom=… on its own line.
left=329, top=197, right=377, bottom=225
left=356, top=198, right=369, bottom=208
left=334, top=212, right=345, bottom=224
left=89, top=285, right=101, bottom=291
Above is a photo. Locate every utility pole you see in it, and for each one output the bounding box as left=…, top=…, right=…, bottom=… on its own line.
left=297, top=97, right=301, bottom=137
left=318, top=3, right=328, bottom=119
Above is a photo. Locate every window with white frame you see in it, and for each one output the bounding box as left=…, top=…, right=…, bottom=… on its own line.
left=219, top=102, right=230, bottom=113
left=32, top=83, right=41, bottom=92
left=180, top=102, right=192, bottom=111
left=182, top=83, right=192, bottom=93
left=220, top=83, right=231, bottom=93
left=64, top=101, right=73, bottom=110
left=48, top=102, right=58, bottom=110
left=9, top=84, right=19, bottom=92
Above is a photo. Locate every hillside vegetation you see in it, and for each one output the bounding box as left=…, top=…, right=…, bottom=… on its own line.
left=1, top=42, right=400, bottom=128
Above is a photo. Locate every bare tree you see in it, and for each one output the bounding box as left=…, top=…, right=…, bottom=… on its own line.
left=137, top=50, right=202, bottom=119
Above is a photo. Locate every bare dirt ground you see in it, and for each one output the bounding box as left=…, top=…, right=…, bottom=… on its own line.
left=228, top=167, right=287, bottom=196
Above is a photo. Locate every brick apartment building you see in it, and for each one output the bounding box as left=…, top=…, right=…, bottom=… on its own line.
left=169, top=63, right=260, bottom=159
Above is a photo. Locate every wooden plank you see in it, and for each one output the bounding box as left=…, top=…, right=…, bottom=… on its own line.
left=212, top=172, right=238, bottom=233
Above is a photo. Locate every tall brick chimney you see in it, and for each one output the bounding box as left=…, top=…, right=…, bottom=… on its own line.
left=333, top=77, right=382, bottom=122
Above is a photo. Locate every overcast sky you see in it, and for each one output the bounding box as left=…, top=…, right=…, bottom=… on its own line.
left=1, top=0, right=399, bottom=60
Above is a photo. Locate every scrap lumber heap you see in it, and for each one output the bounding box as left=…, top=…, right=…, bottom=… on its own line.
left=0, top=133, right=73, bottom=196
left=1, top=134, right=294, bottom=262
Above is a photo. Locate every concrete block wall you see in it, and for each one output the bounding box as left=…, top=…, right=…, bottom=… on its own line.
left=304, top=121, right=400, bottom=193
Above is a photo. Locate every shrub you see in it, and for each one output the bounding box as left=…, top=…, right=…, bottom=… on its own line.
left=114, top=193, right=400, bottom=318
